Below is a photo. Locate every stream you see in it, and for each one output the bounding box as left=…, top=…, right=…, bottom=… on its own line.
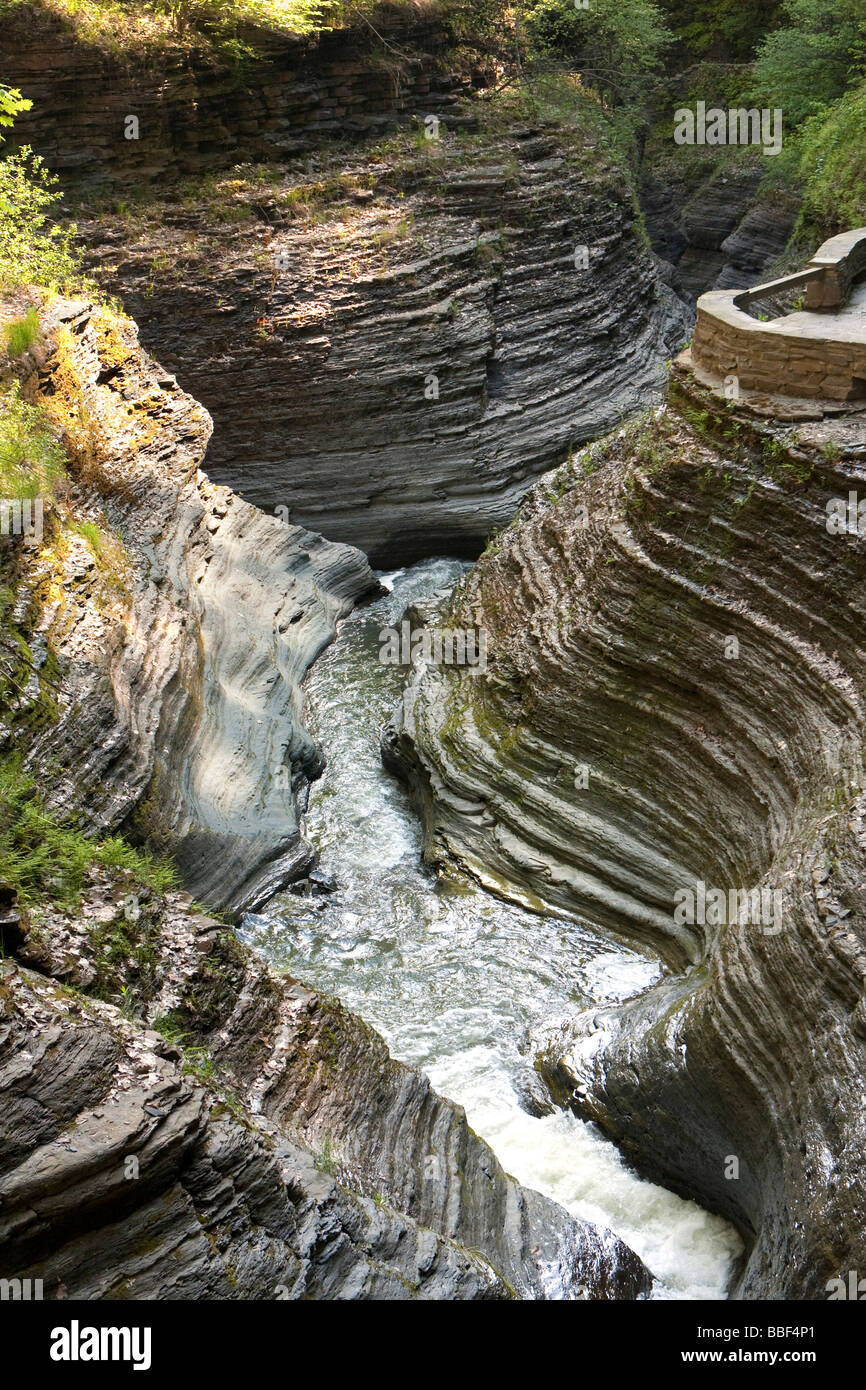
left=240, top=559, right=743, bottom=1299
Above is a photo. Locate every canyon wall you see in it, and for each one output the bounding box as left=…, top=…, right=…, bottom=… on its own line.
left=2, top=7, right=468, bottom=184
left=385, top=362, right=866, bottom=1295
left=0, top=869, right=650, bottom=1299
left=642, top=159, right=800, bottom=298
left=0, top=291, right=650, bottom=1301
left=2, top=295, right=378, bottom=911
left=76, top=124, right=688, bottom=565
left=3, top=16, right=691, bottom=565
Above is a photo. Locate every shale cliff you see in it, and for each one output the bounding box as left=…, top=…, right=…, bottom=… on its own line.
left=0, top=295, right=650, bottom=1300
left=3, top=13, right=690, bottom=566
left=642, top=153, right=800, bottom=299
left=1, top=293, right=377, bottom=911
left=384, top=363, right=866, bottom=1297
left=0, top=872, right=649, bottom=1299
left=74, top=119, right=688, bottom=565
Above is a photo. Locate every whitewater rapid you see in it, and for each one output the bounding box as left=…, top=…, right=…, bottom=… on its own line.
left=241, top=559, right=743, bottom=1298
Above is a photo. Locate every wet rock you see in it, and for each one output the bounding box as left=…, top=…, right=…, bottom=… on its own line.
left=387, top=362, right=866, bottom=1297
left=0, top=889, right=651, bottom=1301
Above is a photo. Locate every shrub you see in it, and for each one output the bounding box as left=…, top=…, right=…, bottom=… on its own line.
left=0, top=146, right=81, bottom=290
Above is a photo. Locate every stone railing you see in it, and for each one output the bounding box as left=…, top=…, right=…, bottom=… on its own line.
left=692, top=228, right=866, bottom=402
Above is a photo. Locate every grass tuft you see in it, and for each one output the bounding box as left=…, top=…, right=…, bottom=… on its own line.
left=0, top=755, right=177, bottom=906
left=2, top=307, right=40, bottom=358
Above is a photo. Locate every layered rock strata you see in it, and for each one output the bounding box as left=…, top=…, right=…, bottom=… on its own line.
left=2, top=8, right=467, bottom=185
left=384, top=362, right=866, bottom=1296
left=1, top=295, right=378, bottom=910
left=641, top=155, right=800, bottom=298
left=74, top=121, right=689, bottom=564
left=0, top=294, right=651, bottom=1301
left=0, top=873, right=650, bottom=1300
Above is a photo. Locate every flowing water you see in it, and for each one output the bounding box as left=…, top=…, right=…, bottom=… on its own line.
left=241, top=559, right=743, bottom=1299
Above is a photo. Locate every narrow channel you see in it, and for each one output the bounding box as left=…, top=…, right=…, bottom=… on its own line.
left=241, top=559, right=743, bottom=1299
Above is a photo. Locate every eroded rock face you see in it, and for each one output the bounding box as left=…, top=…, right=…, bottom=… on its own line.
left=0, top=874, right=650, bottom=1300
left=384, top=363, right=866, bottom=1296
left=77, top=123, right=689, bottom=565
left=5, top=14, right=691, bottom=569
left=3, top=297, right=378, bottom=911
left=533, top=793, right=866, bottom=1299
left=0, top=293, right=651, bottom=1302
left=0, top=958, right=510, bottom=1300
left=641, top=156, right=800, bottom=299
left=1, top=9, right=467, bottom=185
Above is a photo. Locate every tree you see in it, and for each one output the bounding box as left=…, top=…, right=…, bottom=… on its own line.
left=0, top=86, right=32, bottom=140
left=0, top=89, right=80, bottom=290
left=522, top=0, right=672, bottom=112
left=654, top=0, right=782, bottom=63
left=750, top=0, right=866, bottom=126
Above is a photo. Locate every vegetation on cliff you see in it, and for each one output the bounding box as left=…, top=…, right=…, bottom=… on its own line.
left=0, top=87, right=81, bottom=290
left=0, top=757, right=176, bottom=906
left=0, top=0, right=324, bottom=56
left=0, top=94, right=177, bottom=910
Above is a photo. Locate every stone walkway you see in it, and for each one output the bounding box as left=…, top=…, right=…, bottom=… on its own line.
left=691, top=229, right=866, bottom=407
left=769, top=277, right=866, bottom=343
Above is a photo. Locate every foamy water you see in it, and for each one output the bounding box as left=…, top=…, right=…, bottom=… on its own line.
left=241, top=559, right=743, bottom=1298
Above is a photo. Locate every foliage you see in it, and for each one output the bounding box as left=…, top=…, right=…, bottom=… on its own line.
left=795, top=77, right=866, bottom=234
left=0, top=384, right=65, bottom=501
left=522, top=0, right=672, bottom=112
left=0, top=84, right=31, bottom=137
left=750, top=0, right=866, bottom=127
left=0, top=756, right=177, bottom=906
left=0, top=80, right=85, bottom=291
left=0, top=146, right=81, bottom=290
left=0, top=0, right=325, bottom=57
left=654, top=0, right=781, bottom=62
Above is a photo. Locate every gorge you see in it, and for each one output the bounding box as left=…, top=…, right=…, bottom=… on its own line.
left=1, top=0, right=865, bottom=1315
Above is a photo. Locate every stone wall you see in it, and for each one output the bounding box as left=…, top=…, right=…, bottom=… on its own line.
left=692, top=228, right=866, bottom=401
left=692, top=299, right=866, bottom=401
